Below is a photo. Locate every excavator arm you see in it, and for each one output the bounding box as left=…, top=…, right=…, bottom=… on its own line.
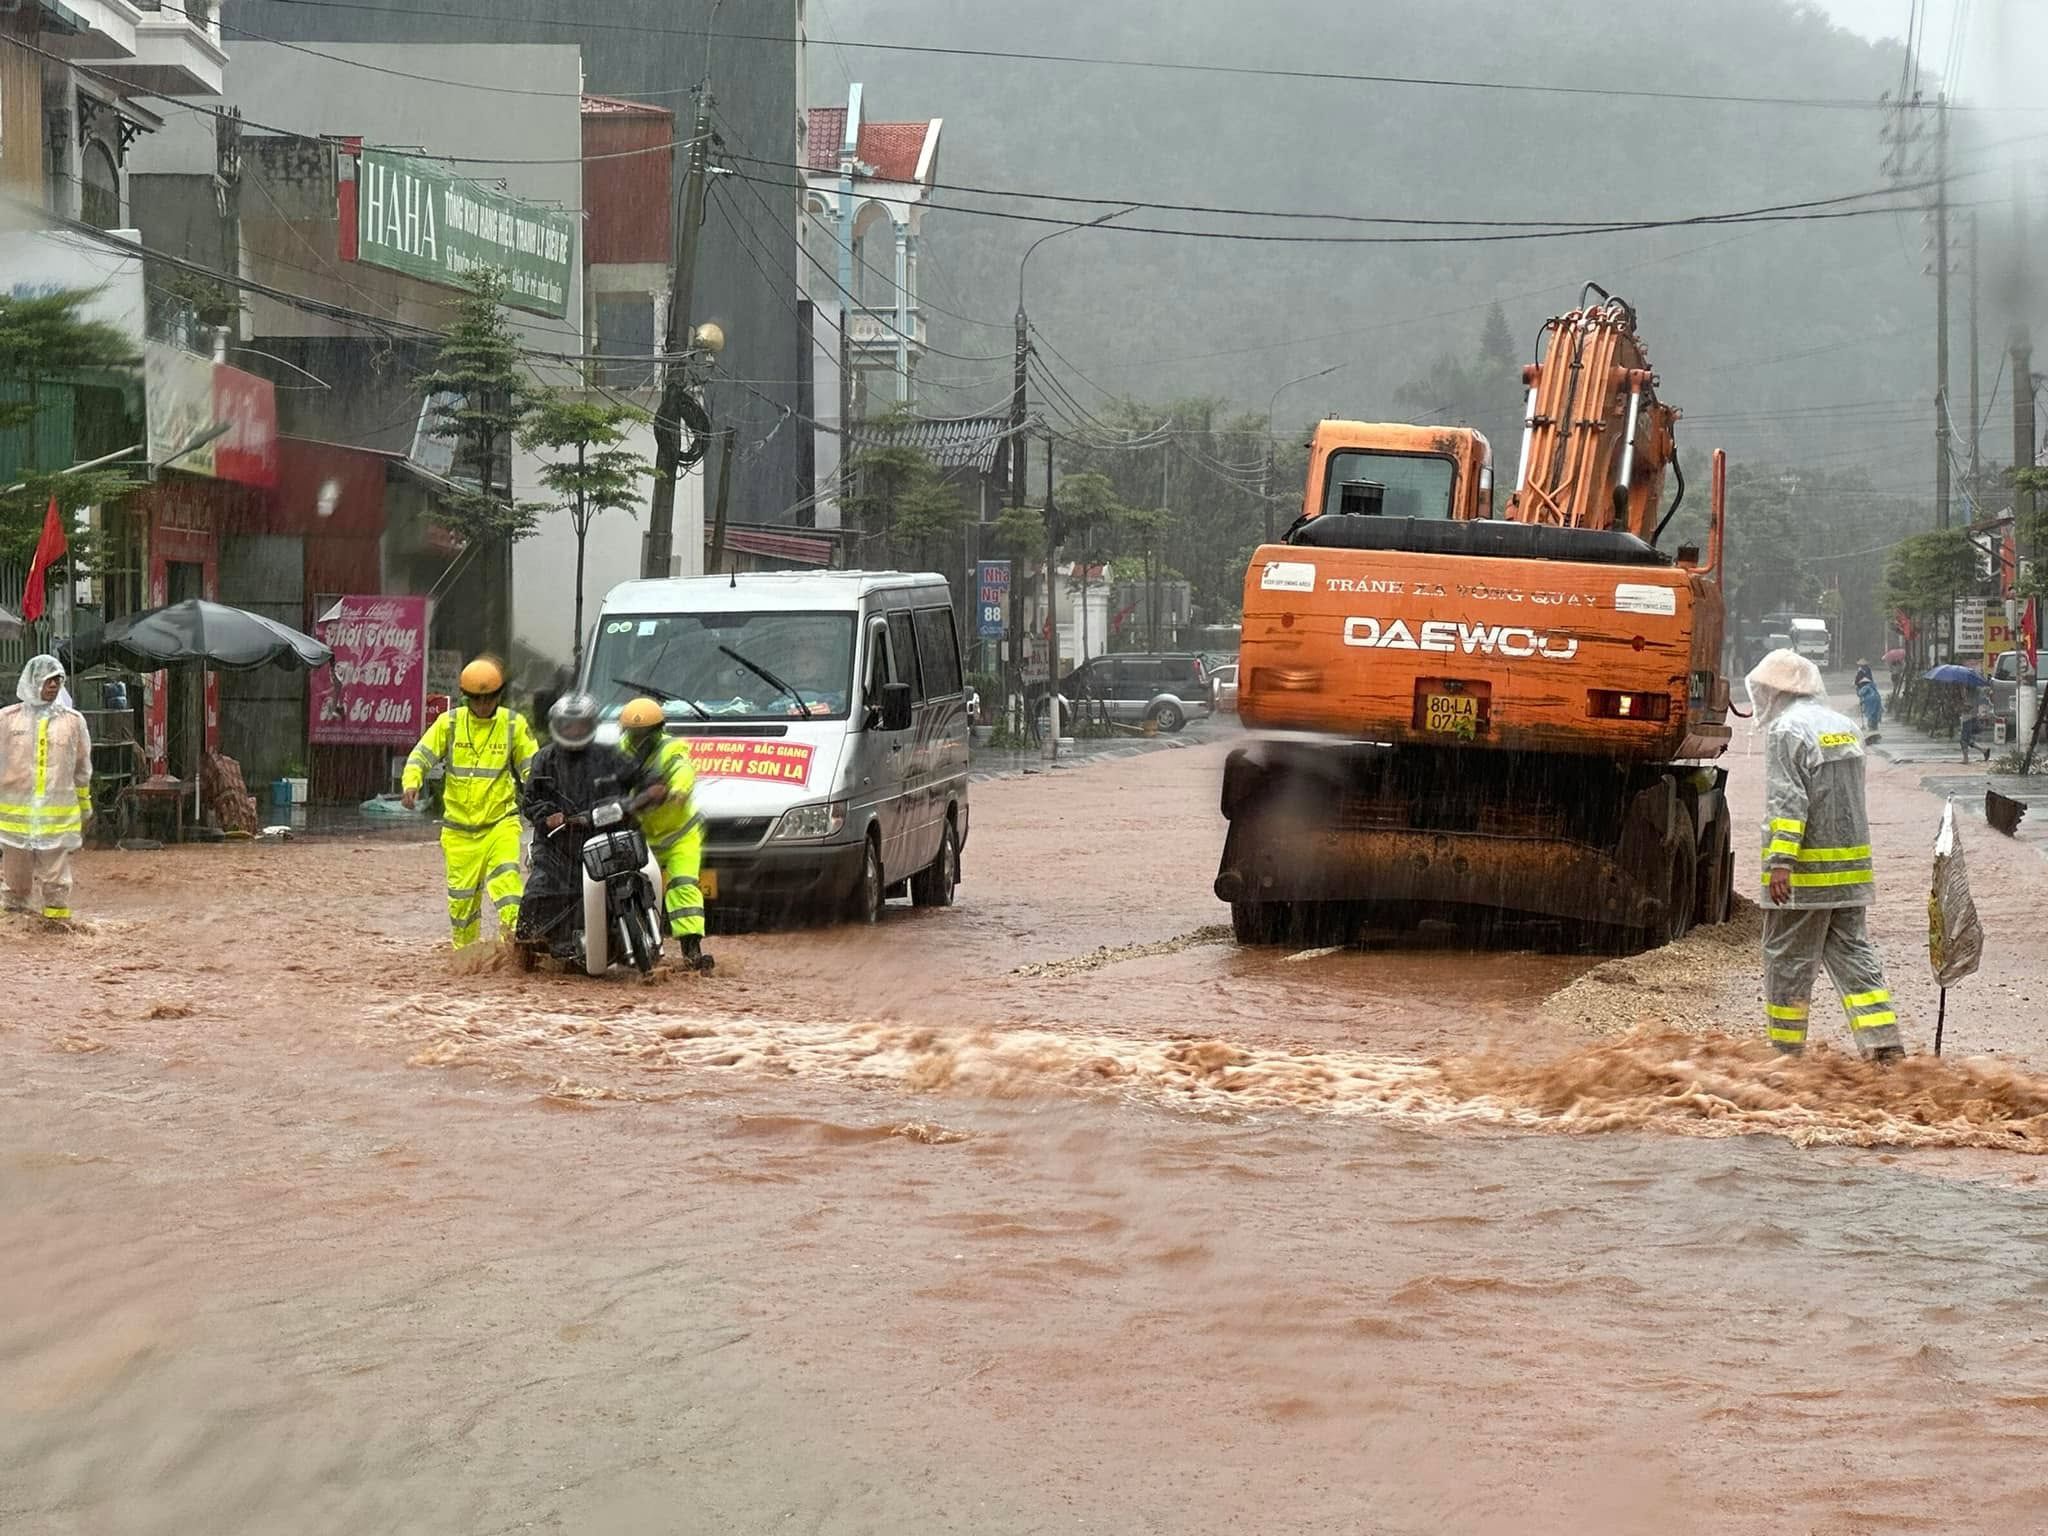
left=1504, top=284, right=1679, bottom=540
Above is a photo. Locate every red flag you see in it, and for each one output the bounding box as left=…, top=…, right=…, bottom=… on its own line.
left=2022, top=596, right=2040, bottom=672
left=20, top=498, right=67, bottom=624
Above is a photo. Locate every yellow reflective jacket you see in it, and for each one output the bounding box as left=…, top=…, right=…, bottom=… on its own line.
left=0, top=703, right=93, bottom=852
left=632, top=733, right=701, bottom=850
left=403, top=707, right=537, bottom=834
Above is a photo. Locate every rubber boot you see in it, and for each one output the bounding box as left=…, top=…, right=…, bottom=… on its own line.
left=1872, top=1045, right=1906, bottom=1066
left=681, top=934, right=715, bottom=974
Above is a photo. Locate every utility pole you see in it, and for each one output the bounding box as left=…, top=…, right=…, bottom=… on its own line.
left=1933, top=94, right=1952, bottom=530
left=1009, top=305, right=1028, bottom=731
left=1155, top=444, right=1169, bottom=652
left=1968, top=206, right=1982, bottom=503
left=645, top=91, right=713, bottom=580
left=1262, top=437, right=1277, bottom=544
left=2013, top=158, right=2039, bottom=754
left=1043, top=430, right=1061, bottom=761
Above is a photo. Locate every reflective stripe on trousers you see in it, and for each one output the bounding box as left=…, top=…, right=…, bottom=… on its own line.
left=653, top=820, right=706, bottom=940
left=440, top=820, right=524, bottom=949
left=2, top=843, right=74, bottom=919
left=1760, top=905, right=1902, bottom=1056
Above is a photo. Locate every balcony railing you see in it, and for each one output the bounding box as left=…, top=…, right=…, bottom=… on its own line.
left=845, top=308, right=928, bottom=352
left=136, top=0, right=215, bottom=23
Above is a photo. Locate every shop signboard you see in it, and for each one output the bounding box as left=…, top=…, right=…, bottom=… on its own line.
left=975, top=560, right=1010, bottom=638
left=1954, top=596, right=1989, bottom=658
left=309, top=595, right=432, bottom=748
left=354, top=148, right=575, bottom=320
left=144, top=345, right=279, bottom=488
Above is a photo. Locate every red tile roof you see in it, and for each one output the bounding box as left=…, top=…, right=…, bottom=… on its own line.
left=807, top=107, right=849, bottom=171
left=582, top=94, right=672, bottom=120
left=805, top=107, right=935, bottom=183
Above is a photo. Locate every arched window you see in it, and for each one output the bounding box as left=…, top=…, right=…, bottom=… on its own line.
left=80, top=141, right=121, bottom=229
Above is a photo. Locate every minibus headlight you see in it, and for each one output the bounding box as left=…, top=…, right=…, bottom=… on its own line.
left=771, top=801, right=847, bottom=841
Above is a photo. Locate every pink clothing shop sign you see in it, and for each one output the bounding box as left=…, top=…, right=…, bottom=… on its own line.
left=307, top=596, right=431, bottom=747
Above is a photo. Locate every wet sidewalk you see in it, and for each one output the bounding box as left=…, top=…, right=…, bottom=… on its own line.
left=1839, top=679, right=2048, bottom=855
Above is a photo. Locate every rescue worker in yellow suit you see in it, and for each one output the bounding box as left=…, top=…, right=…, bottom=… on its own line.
left=618, top=697, right=713, bottom=971
left=0, top=655, right=94, bottom=922
left=401, top=658, right=539, bottom=948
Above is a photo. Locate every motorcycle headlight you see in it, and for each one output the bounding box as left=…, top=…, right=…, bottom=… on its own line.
left=771, top=800, right=847, bottom=841
left=592, top=799, right=625, bottom=828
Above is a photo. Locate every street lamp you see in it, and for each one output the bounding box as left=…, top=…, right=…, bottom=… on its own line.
left=1010, top=205, right=1133, bottom=762
left=1265, top=363, right=1346, bottom=542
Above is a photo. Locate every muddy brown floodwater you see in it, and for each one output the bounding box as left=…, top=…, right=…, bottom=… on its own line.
left=7, top=717, right=2048, bottom=1534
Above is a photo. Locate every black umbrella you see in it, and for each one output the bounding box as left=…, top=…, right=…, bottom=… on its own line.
left=62, top=599, right=333, bottom=823
left=65, top=598, right=333, bottom=673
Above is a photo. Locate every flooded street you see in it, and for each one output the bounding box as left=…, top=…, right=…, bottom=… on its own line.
left=7, top=725, right=2048, bottom=1534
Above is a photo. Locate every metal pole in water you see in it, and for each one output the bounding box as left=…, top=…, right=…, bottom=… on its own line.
left=1935, top=988, right=1947, bottom=1057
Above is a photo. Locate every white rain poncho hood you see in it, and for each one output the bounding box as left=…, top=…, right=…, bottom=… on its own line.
left=15, top=655, right=66, bottom=717
left=1745, top=648, right=1825, bottom=729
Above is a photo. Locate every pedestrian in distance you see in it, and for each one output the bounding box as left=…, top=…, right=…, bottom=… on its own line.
left=401, top=657, right=539, bottom=949
left=1747, top=649, right=1904, bottom=1063
left=1855, top=672, right=1883, bottom=741
left=618, top=696, right=713, bottom=971
left=1958, top=692, right=1993, bottom=763
left=0, top=655, right=93, bottom=923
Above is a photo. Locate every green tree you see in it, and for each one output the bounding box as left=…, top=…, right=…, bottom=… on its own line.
left=1111, top=502, right=1178, bottom=650
left=2015, top=468, right=2048, bottom=603
left=415, top=272, right=543, bottom=545
left=1055, top=396, right=1268, bottom=628
left=521, top=396, right=652, bottom=668
left=1883, top=528, right=1976, bottom=665
left=841, top=413, right=969, bottom=569
left=0, top=290, right=142, bottom=570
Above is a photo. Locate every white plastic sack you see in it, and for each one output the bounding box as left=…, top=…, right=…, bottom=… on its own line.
left=1928, top=799, right=1985, bottom=988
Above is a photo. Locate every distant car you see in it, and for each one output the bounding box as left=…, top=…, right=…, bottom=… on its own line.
left=1033, top=652, right=1213, bottom=733
left=1211, top=662, right=1239, bottom=713
left=1989, top=649, right=2045, bottom=737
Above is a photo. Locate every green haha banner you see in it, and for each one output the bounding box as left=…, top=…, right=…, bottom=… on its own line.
left=356, top=149, right=576, bottom=321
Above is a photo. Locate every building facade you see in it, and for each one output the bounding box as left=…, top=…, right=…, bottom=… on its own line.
left=224, top=0, right=810, bottom=527
left=802, top=83, right=942, bottom=532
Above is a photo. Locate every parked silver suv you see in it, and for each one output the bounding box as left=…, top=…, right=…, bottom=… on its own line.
left=1037, top=653, right=1214, bottom=733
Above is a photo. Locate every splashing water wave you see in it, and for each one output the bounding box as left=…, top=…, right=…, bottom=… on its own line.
left=378, top=997, right=2048, bottom=1154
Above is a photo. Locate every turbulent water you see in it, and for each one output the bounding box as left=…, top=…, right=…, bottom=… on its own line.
left=387, top=989, right=2048, bottom=1155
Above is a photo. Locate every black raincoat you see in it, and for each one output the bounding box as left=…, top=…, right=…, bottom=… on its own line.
left=514, top=741, right=647, bottom=951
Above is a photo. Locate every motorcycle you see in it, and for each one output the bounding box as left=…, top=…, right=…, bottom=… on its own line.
left=574, top=795, right=667, bottom=977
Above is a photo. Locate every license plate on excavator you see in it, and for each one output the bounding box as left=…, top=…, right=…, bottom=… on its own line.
left=700, top=869, right=719, bottom=900
left=1424, top=694, right=1478, bottom=738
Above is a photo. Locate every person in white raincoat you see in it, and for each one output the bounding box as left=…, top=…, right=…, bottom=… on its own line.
left=1747, top=648, right=1904, bottom=1061
left=0, top=655, right=94, bottom=921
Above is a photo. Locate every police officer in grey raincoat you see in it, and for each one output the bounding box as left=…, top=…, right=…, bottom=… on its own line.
left=1748, top=649, right=1904, bottom=1061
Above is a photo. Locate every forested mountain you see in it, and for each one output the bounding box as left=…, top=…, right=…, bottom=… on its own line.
left=830, top=0, right=1993, bottom=495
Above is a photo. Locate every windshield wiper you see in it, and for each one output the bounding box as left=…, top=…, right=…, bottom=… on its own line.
left=717, top=644, right=813, bottom=718
left=611, top=675, right=710, bottom=723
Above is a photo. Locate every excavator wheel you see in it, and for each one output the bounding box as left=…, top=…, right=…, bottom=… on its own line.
left=1656, top=821, right=1699, bottom=946
left=1695, top=812, right=1733, bottom=926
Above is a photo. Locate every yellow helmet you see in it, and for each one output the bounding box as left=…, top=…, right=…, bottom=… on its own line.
left=458, top=658, right=505, bottom=696
left=619, top=696, right=666, bottom=731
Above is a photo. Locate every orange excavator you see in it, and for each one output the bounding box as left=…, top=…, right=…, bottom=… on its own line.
left=1215, top=285, right=1734, bottom=947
